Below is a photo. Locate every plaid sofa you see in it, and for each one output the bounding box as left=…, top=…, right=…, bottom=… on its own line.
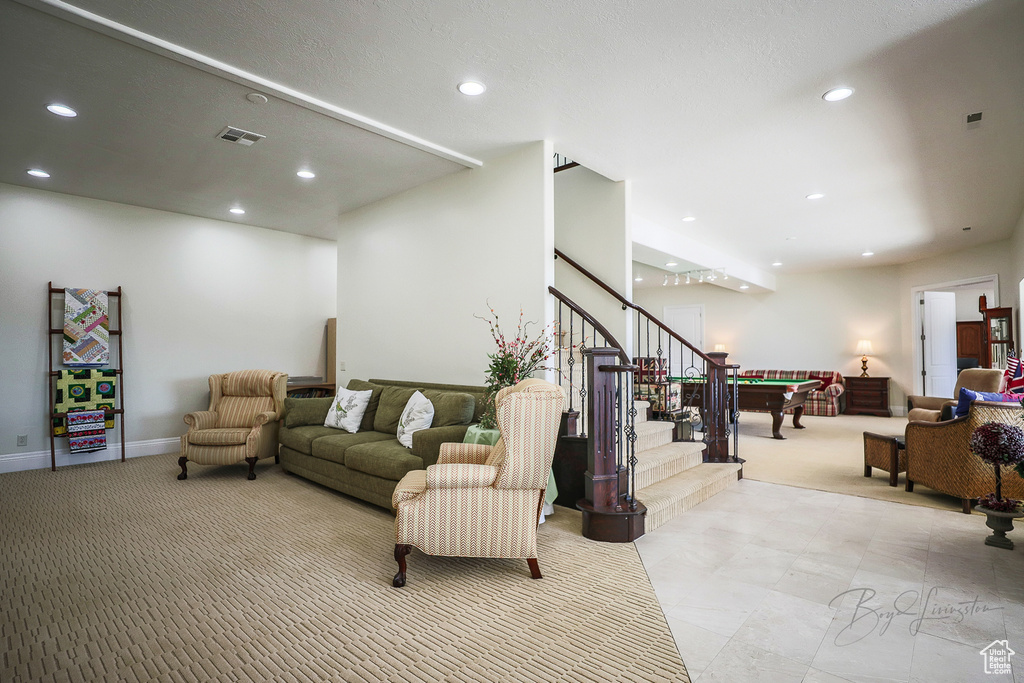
left=739, top=370, right=846, bottom=416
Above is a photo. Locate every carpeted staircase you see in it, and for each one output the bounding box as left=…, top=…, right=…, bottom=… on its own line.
left=630, top=399, right=742, bottom=533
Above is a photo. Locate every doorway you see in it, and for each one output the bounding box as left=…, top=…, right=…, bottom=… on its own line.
left=911, top=275, right=999, bottom=395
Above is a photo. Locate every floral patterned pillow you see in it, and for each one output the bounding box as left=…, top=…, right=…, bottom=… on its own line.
left=396, top=391, right=434, bottom=448
left=324, top=388, right=373, bottom=433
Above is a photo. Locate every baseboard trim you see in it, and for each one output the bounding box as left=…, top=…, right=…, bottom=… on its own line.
left=0, top=437, right=179, bottom=474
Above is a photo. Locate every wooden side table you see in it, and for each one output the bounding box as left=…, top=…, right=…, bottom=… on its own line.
left=844, top=376, right=891, bottom=417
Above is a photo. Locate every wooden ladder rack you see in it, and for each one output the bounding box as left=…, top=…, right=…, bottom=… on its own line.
left=47, top=282, right=126, bottom=471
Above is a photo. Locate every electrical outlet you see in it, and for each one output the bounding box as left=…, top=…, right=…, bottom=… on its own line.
left=338, top=361, right=346, bottom=371
left=17, top=434, right=28, bottom=447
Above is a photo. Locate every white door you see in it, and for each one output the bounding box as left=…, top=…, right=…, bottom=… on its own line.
left=663, top=305, right=704, bottom=377
left=921, top=291, right=957, bottom=396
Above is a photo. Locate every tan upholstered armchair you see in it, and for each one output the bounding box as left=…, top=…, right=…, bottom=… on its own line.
left=905, top=401, right=1024, bottom=513
left=905, top=368, right=1003, bottom=422
left=391, top=378, right=565, bottom=588
left=178, top=369, right=288, bottom=481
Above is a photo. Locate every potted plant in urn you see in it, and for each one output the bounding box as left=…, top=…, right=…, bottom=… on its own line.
left=969, top=420, right=1024, bottom=549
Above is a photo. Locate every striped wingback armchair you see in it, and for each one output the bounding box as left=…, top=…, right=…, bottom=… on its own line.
left=178, top=369, right=288, bottom=481
left=391, top=378, right=565, bottom=588
left=905, top=401, right=1024, bottom=513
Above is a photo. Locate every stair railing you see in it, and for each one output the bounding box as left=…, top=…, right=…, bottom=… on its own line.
left=549, top=287, right=644, bottom=541
left=554, top=248, right=740, bottom=463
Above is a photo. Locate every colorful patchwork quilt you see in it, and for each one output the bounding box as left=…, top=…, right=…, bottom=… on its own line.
left=63, top=288, right=109, bottom=367
left=67, top=410, right=107, bottom=453
left=53, top=369, right=117, bottom=436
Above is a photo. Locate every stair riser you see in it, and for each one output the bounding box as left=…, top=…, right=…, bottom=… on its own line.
left=633, top=450, right=703, bottom=491
left=639, top=470, right=741, bottom=534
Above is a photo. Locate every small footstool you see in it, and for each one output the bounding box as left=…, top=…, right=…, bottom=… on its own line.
left=863, top=432, right=906, bottom=487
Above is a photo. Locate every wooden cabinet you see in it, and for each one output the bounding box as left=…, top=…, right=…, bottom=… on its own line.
left=980, top=295, right=1014, bottom=370
left=844, top=376, right=890, bottom=417
left=956, top=321, right=985, bottom=368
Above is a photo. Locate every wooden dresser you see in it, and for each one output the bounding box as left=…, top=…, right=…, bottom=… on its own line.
left=843, top=376, right=891, bottom=417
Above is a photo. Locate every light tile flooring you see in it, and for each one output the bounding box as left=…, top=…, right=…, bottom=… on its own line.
left=636, top=479, right=1024, bottom=682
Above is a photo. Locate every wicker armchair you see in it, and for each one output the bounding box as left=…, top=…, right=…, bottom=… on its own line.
left=905, top=401, right=1024, bottom=513
left=391, top=378, right=564, bottom=587
left=178, top=369, right=288, bottom=481
left=905, top=368, right=1003, bottom=422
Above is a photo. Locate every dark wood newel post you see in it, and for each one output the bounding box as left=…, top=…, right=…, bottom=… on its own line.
left=704, top=351, right=730, bottom=463
left=578, top=347, right=645, bottom=542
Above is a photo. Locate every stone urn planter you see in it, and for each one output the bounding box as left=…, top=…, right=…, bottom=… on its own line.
left=975, top=505, right=1024, bottom=549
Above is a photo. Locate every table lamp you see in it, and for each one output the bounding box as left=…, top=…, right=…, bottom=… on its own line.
left=713, top=344, right=727, bottom=353
left=856, top=339, right=874, bottom=377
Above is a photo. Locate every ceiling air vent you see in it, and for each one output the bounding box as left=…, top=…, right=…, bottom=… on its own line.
left=217, top=126, right=265, bottom=146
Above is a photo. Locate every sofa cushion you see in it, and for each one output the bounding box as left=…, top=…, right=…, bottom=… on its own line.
left=345, top=440, right=425, bottom=481
left=310, top=430, right=394, bottom=465
left=279, top=425, right=339, bottom=453
left=373, top=386, right=418, bottom=435
left=283, top=397, right=333, bottom=429
left=397, top=391, right=434, bottom=448
left=188, top=428, right=249, bottom=446
left=953, top=388, right=1020, bottom=418
left=347, top=379, right=385, bottom=431
left=421, top=389, right=475, bottom=427
left=324, top=387, right=372, bottom=433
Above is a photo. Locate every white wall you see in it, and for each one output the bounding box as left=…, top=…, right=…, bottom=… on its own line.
left=554, top=167, right=632, bottom=354
left=335, top=141, right=553, bottom=386
left=0, top=183, right=337, bottom=470
left=635, top=241, right=1013, bottom=413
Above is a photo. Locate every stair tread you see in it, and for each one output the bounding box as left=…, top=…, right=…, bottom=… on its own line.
left=634, top=440, right=705, bottom=469
left=637, top=463, right=742, bottom=511
left=634, top=421, right=674, bottom=435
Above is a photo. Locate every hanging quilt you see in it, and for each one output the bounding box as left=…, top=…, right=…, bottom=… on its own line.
left=53, top=369, right=117, bottom=436
left=66, top=410, right=107, bottom=453
left=63, top=288, right=109, bottom=367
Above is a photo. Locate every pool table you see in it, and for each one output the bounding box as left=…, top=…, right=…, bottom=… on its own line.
left=672, top=376, right=822, bottom=440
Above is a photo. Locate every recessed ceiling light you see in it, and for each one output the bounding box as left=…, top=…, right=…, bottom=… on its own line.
left=786, top=236, right=797, bottom=241
left=822, top=87, right=854, bottom=102
left=682, top=216, right=696, bottom=222
left=806, top=193, right=825, bottom=200
left=772, top=261, right=782, bottom=267
left=46, top=103, right=77, bottom=117
left=229, top=207, right=245, bottom=215
left=296, top=170, right=316, bottom=179
left=862, top=251, right=874, bottom=257
left=665, top=262, right=678, bottom=267
left=26, top=168, right=50, bottom=178
left=457, top=81, right=486, bottom=96
left=739, top=284, right=750, bottom=290
left=634, top=276, right=643, bottom=282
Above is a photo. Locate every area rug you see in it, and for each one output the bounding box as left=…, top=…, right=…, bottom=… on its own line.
left=736, top=411, right=967, bottom=513
left=0, top=455, right=688, bottom=682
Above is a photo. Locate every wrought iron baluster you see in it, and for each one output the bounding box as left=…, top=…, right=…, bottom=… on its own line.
left=578, top=320, right=588, bottom=437
left=566, top=309, right=576, bottom=416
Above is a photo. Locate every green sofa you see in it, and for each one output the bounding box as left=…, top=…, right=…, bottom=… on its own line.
left=278, top=378, right=487, bottom=509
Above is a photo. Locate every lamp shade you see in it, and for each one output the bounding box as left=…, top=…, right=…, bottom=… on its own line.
left=855, top=339, right=874, bottom=356
left=713, top=344, right=727, bottom=352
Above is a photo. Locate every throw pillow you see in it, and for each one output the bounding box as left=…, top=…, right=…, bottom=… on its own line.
left=1005, top=357, right=1024, bottom=393
left=396, top=391, right=434, bottom=448
left=953, top=388, right=1019, bottom=419
left=324, top=387, right=373, bottom=433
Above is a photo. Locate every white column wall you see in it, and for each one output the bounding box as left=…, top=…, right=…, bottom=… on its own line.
left=335, top=141, right=553, bottom=387
left=0, top=183, right=337, bottom=470
left=554, top=167, right=632, bottom=355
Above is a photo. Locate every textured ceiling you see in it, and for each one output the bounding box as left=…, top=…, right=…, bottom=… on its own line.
left=3, top=0, right=1023, bottom=270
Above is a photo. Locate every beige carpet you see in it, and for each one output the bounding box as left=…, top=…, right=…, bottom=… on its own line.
left=736, top=410, right=969, bottom=513
left=0, top=455, right=688, bottom=683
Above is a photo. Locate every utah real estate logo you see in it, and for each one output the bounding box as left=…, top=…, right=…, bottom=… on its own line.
left=980, top=640, right=1014, bottom=676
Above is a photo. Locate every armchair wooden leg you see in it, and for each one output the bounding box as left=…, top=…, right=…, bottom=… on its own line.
left=245, top=457, right=257, bottom=480
left=177, top=456, right=188, bottom=480
left=962, top=498, right=972, bottom=514
left=393, top=544, right=412, bottom=588
left=905, top=479, right=914, bottom=492
left=527, top=558, right=542, bottom=580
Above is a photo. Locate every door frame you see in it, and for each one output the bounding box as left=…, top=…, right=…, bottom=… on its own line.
left=911, top=274, right=999, bottom=394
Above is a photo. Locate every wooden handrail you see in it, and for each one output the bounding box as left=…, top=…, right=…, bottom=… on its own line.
left=548, top=286, right=630, bottom=365
left=554, top=248, right=737, bottom=369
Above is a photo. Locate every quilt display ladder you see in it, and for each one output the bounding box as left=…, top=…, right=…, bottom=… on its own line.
left=48, top=282, right=126, bottom=471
